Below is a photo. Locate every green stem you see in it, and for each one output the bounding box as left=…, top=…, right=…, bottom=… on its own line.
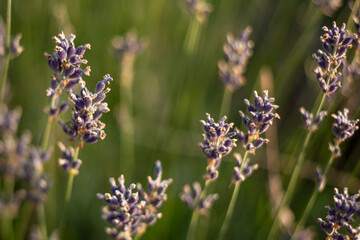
left=15, top=201, right=34, bottom=240
left=291, top=147, right=337, bottom=239
left=184, top=16, right=201, bottom=55
left=59, top=145, right=79, bottom=239
left=186, top=181, right=210, bottom=240
left=218, top=151, right=249, bottom=240
left=0, top=0, right=12, bottom=109
left=219, top=88, right=232, bottom=118
left=267, top=93, right=326, bottom=240
left=37, top=204, right=48, bottom=240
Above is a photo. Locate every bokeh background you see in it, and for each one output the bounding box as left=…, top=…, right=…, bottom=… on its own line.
left=1, top=0, right=360, bottom=239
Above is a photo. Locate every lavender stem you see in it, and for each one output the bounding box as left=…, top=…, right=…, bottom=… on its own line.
left=218, top=151, right=249, bottom=240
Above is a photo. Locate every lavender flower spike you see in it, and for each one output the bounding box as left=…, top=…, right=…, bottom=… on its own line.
left=180, top=182, right=218, bottom=215
left=59, top=74, right=113, bottom=144
left=318, top=188, right=360, bottom=239
left=186, top=0, right=212, bottom=23
left=218, top=26, right=254, bottom=91
left=331, top=108, right=359, bottom=144
left=313, top=22, right=354, bottom=95
left=57, top=142, right=82, bottom=175
left=199, top=113, right=237, bottom=182
left=237, top=90, right=279, bottom=154
left=300, top=107, right=327, bottom=132
left=97, top=161, right=171, bottom=239
left=232, top=153, right=258, bottom=184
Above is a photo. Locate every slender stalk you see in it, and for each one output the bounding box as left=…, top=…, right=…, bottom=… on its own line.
left=266, top=93, right=326, bottom=240
left=119, top=54, right=135, bottom=176
left=59, top=145, right=80, bottom=239
left=291, top=146, right=338, bottom=239
left=184, top=17, right=201, bottom=55
left=219, top=88, right=232, bottom=118
left=15, top=201, right=34, bottom=240
left=37, top=204, right=48, bottom=240
left=186, top=182, right=210, bottom=240
left=0, top=0, right=12, bottom=109
left=218, top=151, right=249, bottom=240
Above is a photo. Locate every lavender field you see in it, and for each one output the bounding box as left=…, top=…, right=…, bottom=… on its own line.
left=1, top=0, right=360, bottom=239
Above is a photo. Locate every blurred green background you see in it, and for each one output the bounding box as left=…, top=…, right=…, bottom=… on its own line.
left=1, top=0, right=360, bottom=239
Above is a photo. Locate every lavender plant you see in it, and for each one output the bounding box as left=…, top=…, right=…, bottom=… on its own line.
left=218, top=90, right=279, bottom=240
left=291, top=108, right=359, bottom=239
left=318, top=188, right=360, bottom=239
left=182, top=113, right=236, bottom=240
left=97, top=161, right=172, bottom=240
left=268, top=21, right=355, bottom=240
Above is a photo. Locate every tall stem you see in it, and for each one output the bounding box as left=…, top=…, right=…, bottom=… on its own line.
left=266, top=93, right=326, bottom=240
left=59, top=145, right=79, bottom=239
left=219, top=88, right=232, bottom=119
left=217, top=151, right=249, bottom=240
left=290, top=146, right=337, bottom=239
left=186, top=181, right=210, bottom=240
left=0, top=0, right=12, bottom=109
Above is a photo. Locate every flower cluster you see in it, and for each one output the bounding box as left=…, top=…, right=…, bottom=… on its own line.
left=299, top=107, right=327, bottom=132
left=312, top=0, right=342, bottom=16
left=318, top=188, right=360, bottom=239
left=186, top=0, right=212, bottom=23
left=232, top=153, right=258, bottom=184
left=313, top=22, right=354, bottom=95
left=59, top=74, right=112, bottom=144
left=237, top=90, right=279, bottom=154
left=112, top=31, right=145, bottom=59
left=199, top=113, right=237, bottom=182
left=57, top=142, right=82, bottom=175
left=331, top=108, right=359, bottom=144
left=218, top=26, right=254, bottom=91
left=180, top=182, right=218, bottom=215
left=97, top=161, right=172, bottom=240
left=45, top=32, right=91, bottom=116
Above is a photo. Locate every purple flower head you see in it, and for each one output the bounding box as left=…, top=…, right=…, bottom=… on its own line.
left=313, top=22, right=354, bottom=95
left=0, top=106, right=22, bottom=135
left=45, top=32, right=91, bottom=116
left=237, top=90, right=279, bottom=154
left=218, top=26, right=254, bottom=91
left=232, top=153, right=258, bottom=184
left=180, top=182, right=218, bottom=215
left=318, top=188, right=360, bottom=239
left=97, top=161, right=171, bottom=239
left=59, top=74, right=112, bottom=144
left=300, top=107, right=327, bottom=132
left=331, top=108, right=359, bottom=144
left=57, top=142, right=82, bottom=175
left=112, top=31, right=146, bottom=59
left=186, top=0, right=212, bottom=23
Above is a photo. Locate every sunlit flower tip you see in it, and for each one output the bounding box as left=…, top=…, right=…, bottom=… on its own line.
left=10, top=33, right=24, bottom=58
left=312, top=0, right=342, bottom=16
left=198, top=193, right=218, bottom=215
left=112, top=31, right=146, bottom=59
left=331, top=108, right=359, bottom=143
left=186, top=0, right=212, bottom=23
left=315, top=167, right=325, bottom=192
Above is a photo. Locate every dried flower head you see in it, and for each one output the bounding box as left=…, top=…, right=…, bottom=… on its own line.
left=237, top=90, right=279, bottom=154
left=59, top=74, right=113, bottom=144
left=299, top=107, right=327, bottom=132
left=97, top=161, right=171, bottom=239
left=45, top=32, right=91, bottom=116
left=186, top=0, right=212, bottom=23
left=318, top=188, right=360, bottom=239
left=10, top=33, right=24, bottom=58
left=218, top=26, right=254, bottom=91
left=313, top=22, right=354, bottom=95
left=180, top=182, right=218, bottom=215
left=312, top=0, right=342, bottom=16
